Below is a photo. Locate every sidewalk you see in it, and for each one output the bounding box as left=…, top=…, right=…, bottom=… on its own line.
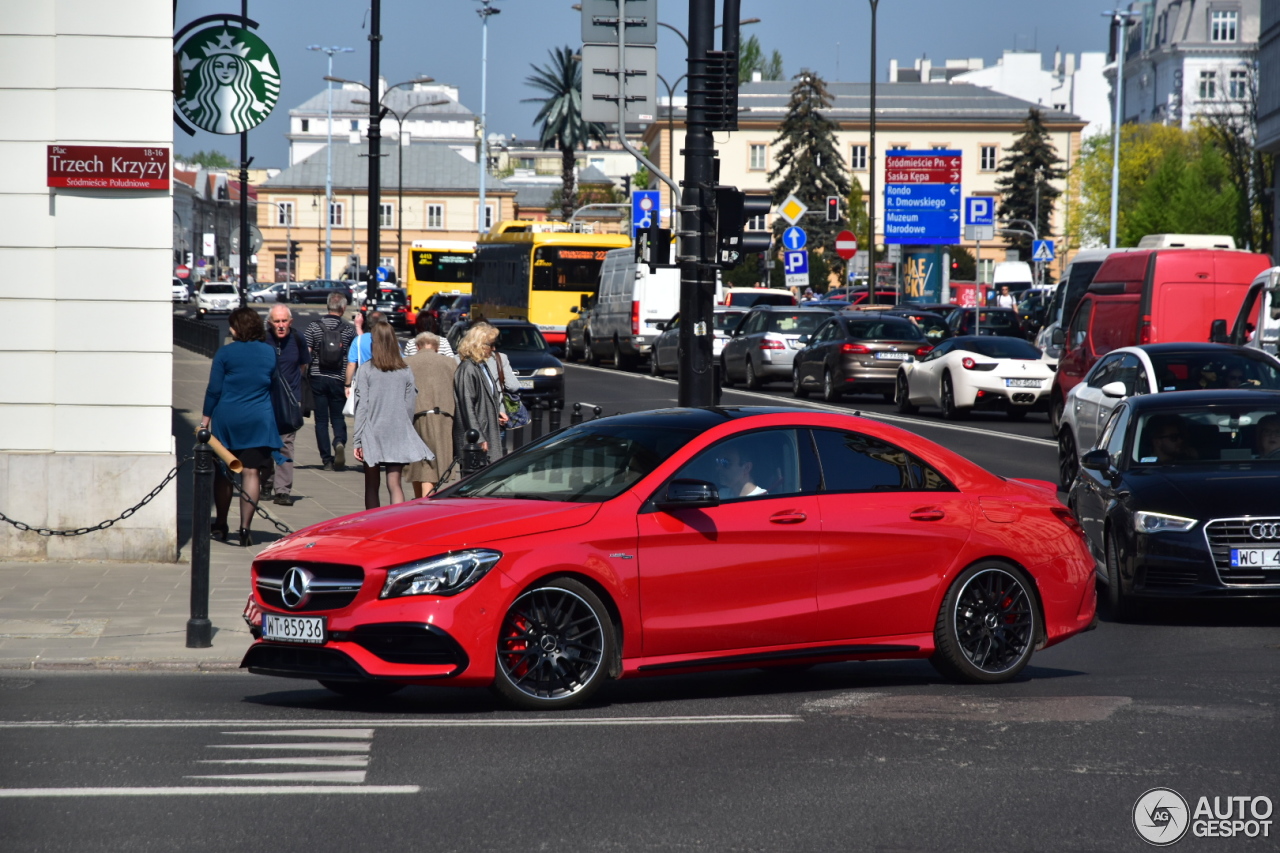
left=0, top=342, right=374, bottom=672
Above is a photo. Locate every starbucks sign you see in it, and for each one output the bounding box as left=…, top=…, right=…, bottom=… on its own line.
left=175, top=26, right=280, bottom=134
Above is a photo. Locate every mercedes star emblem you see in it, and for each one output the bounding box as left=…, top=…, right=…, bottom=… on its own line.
left=280, top=566, right=315, bottom=609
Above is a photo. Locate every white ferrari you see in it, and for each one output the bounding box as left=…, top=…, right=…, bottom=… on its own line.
left=895, top=335, right=1056, bottom=421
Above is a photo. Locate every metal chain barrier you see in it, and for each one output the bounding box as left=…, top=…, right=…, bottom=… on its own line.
left=0, top=457, right=192, bottom=537
left=217, top=460, right=294, bottom=536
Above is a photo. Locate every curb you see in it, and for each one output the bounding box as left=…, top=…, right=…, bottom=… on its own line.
left=0, top=659, right=243, bottom=673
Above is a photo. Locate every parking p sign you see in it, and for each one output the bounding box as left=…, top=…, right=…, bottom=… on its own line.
left=784, top=250, right=809, bottom=288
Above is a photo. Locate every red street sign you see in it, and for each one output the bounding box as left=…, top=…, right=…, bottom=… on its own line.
left=834, top=230, right=858, bottom=260
left=884, top=168, right=962, bottom=184
left=175, top=265, right=191, bottom=279
left=47, top=145, right=169, bottom=190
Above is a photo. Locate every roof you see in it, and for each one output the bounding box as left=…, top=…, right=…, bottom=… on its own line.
left=292, top=87, right=472, bottom=120
left=590, top=407, right=810, bottom=431
left=262, top=142, right=510, bottom=193
left=511, top=184, right=557, bottom=211
left=1127, top=389, right=1280, bottom=412
left=576, top=165, right=613, bottom=185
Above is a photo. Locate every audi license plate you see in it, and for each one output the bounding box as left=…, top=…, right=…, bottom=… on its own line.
left=1230, top=548, right=1280, bottom=568
left=1005, top=378, right=1041, bottom=388
left=875, top=352, right=909, bottom=360
left=262, top=613, right=326, bottom=644
left=518, top=378, right=534, bottom=390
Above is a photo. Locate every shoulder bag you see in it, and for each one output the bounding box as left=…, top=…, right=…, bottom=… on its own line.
left=271, top=364, right=304, bottom=434
left=492, top=356, right=530, bottom=430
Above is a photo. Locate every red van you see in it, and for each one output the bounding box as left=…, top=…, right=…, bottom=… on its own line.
left=1050, top=248, right=1271, bottom=427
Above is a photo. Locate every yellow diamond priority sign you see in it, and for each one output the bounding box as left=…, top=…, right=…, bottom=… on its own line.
left=778, top=194, right=808, bottom=225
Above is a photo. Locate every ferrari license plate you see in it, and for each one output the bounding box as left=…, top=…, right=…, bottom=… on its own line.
left=1230, top=548, right=1280, bottom=568
left=262, top=613, right=326, bottom=644
left=875, top=352, right=909, bottom=360
left=1005, top=378, right=1041, bottom=388
left=518, top=378, right=534, bottom=390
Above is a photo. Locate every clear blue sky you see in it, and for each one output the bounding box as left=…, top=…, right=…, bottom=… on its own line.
left=175, top=0, right=1117, bottom=169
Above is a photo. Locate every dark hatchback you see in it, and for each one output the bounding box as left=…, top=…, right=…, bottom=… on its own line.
left=288, top=279, right=355, bottom=305
left=362, top=286, right=411, bottom=329
left=1069, top=389, right=1280, bottom=617
left=491, top=319, right=565, bottom=406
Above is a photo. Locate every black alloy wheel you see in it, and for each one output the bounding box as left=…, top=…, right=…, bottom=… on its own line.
left=792, top=366, right=809, bottom=398
left=1057, top=428, right=1078, bottom=491
left=494, top=579, right=614, bottom=710
left=931, top=564, right=1037, bottom=683
left=1104, top=531, right=1136, bottom=621
left=822, top=368, right=841, bottom=402
left=318, top=680, right=406, bottom=699
left=744, top=358, right=762, bottom=390
left=896, top=372, right=918, bottom=414
left=941, top=373, right=966, bottom=420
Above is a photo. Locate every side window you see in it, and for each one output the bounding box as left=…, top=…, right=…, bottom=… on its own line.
left=814, top=321, right=840, bottom=343
left=669, top=429, right=817, bottom=500
left=1113, top=354, right=1142, bottom=395
left=811, top=429, right=954, bottom=492
left=1087, top=355, right=1120, bottom=388
left=924, top=340, right=953, bottom=361
left=742, top=312, right=768, bottom=335
left=1101, top=405, right=1131, bottom=465
left=1068, top=299, right=1092, bottom=349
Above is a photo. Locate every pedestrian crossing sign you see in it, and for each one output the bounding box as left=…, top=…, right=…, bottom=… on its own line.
left=1032, top=240, right=1055, bottom=262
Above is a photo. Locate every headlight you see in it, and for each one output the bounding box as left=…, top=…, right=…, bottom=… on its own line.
left=1134, top=511, right=1197, bottom=534
left=534, top=367, right=564, bottom=376
left=380, top=549, right=502, bottom=598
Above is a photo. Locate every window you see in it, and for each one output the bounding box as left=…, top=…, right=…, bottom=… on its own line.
left=811, top=429, right=953, bottom=492
left=1211, top=10, right=1238, bottom=42
left=1069, top=298, right=1092, bottom=349
left=980, top=145, right=998, bottom=171
left=478, top=203, right=495, bottom=230
left=1101, top=405, right=1131, bottom=469
left=749, top=144, right=767, bottom=170
left=976, top=258, right=994, bottom=283
left=350, top=119, right=359, bottom=132
left=329, top=201, right=344, bottom=228
left=379, top=202, right=394, bottom=228
left=427, top=203, right=444, bottom=229
left=517, top=157, right=535, bottom=170
left=746, top=214, right=766, bottom=231
left=670, top=430, right=817, bottom=500
left=1199, top=70, right=1217, bottom=100
left=931, top=144, right=949, bottom=150
left=850, top=144, right=867, bottom=170
left=589, top=157, right=605, bottom=169
left=1229, top=69, right=1249, bottom=99
left=300, top=119, right=309, bottom=132
left=276, top=202, right=294, bottom=226
left=889, top=144, right=908, bottom=150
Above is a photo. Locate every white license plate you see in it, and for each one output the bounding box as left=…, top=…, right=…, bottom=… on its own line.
left=1005, top=378, right=1041, bottom=388
left=875, top=352, right=910, bottom=360
left=262, top=613, right=326, bottom=644
left=518, top=378, right=534, bottom=390
left=1231, top=548, right=1280, bottom=568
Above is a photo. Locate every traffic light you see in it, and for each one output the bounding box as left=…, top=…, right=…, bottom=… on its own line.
left=714, top=187, right=772, bottom=268
left=635, top=217, right=671, bottom=272
left=826, top=196, right=840, bottom=222
left=288, top=240, right=301, bottom=261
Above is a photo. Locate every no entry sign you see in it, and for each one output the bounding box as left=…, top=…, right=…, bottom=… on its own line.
left=834, top=230, right=858, bottom=260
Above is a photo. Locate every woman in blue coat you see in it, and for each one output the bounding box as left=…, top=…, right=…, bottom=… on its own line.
left=199, top=306, right=281, bottom=546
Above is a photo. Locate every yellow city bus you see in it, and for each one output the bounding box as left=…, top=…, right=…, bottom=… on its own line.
left=472, top=222, right=631, bottom=346
left=405, top=239, right=475, bottom=311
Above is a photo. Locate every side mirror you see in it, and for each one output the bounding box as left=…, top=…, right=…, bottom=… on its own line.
left=656, top=479, right=720, bottom=511
left=1100, top=381, right=1128, bottom=399
left=569, top=305, right=580, bottom=314
left=1051, top=327, right=1065, bottom=347
left=1080, top=448, right=1112, bottom=471
left=654, top=321, right=667, bottom=331
left=1209, top=318, right=1229, bottom=344
left=797, top=334, right=810, bottom=344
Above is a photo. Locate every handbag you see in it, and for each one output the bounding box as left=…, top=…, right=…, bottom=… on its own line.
left=493, top=355, right=530, bottom=430
left=342, top=364, right=357, bottom=417
left=271, top=366, right=304, bottom=434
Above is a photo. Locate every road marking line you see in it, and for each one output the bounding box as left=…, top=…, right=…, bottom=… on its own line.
left=198, top=757, right=369, bottom=767
left=186, top=771, right=367, bottom=784
left=0, top=714, right=800, bottom=729
left=207, top=742, right=369, bottom=752
left=222, top=728, right=373, bottom=739
left=0, top=786, right=420, bottom=797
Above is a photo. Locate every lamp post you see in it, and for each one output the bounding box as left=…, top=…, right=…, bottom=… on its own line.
left=476, top=0, right=501, bottom=235
left=867, top=0, right=880, bottom=304
left=307, top=44, right=354, bottom=281
left=1103, top=9, right=1139, bottom=249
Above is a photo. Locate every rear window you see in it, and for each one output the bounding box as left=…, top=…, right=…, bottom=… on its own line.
left=845, top=320, right=925, bottom=341
left=378, top=290, right=407, bottom=304
left=727, top=290, right=795, bottom=307
left=963, top=338, right=1043, bottom=360
left=971, top=310, right=1019, bottom=327
left=766, top=312, right=830, bottom=336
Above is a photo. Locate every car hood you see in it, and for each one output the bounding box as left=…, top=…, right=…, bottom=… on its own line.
left=1125, top=465, right=1280, bottom=520
left=503, top=350, right=561, bottom=371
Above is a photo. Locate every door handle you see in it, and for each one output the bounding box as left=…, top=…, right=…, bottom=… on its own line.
left=909, top=507, right=945, bottom=521
left=769, top=511, right=807, bottom=524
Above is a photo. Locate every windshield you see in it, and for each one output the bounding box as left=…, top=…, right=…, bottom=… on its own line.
left=376, top=289, right=407, bottom=304
left=845, top=319, right=925, bottom=341
left=1149, top=351, right=1280, bottom=391
left=203, top=284, right=235, bottom=294
left=1133, top=407, right=1280, bottom=465
left=960, top=337, right=1043, bottom=359
left=442, top=424, right=701, bottom=502
left=497, top=325, right=549, bottom=352
left=533, top=247, right=609, bottom=292
left=766, top=312, right=830, bottom=336
left=714, top=311, right=746, bottom=332
left=411, top=250, right=473, bottom=284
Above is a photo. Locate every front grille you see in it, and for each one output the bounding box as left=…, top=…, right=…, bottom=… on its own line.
left=255, top=561, right=365, bottom=612
left=242, top=644, right=368, bottom=680
left=1203, top=517, right=1280, bottom=586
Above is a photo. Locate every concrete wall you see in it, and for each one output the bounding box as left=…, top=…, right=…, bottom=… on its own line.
left=0, top=0, right=177, bottom=561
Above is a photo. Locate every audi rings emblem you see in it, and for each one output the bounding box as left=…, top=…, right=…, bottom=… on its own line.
left=1249, top=522, right=1280, bottom=540
left=280, top=566, right=315, bottom=609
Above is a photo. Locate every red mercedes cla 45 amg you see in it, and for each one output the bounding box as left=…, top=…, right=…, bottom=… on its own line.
left=242, top=408, right=1096, bottom=709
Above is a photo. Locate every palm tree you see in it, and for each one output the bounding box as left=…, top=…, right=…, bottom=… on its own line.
left=523, top=45, right=606, bottom=219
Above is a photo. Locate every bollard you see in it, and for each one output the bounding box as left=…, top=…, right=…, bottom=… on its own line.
left=548, top=399, right=563, bottom=433
left=592, top=405, right=603, bottom=420
left=460, top=428, right=487, bottom=477
left=187, top=429, right=214, bottom=648
left=570, top=402, right=583, bottom=426
left=530, top=400, right=544, bottom=442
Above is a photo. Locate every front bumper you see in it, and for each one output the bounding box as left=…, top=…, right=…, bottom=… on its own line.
left=1125, top=530, right=1280, bottom=599
left=242, top=621, right=470, bottom=682
left=514, top=374, right=564, bottom=406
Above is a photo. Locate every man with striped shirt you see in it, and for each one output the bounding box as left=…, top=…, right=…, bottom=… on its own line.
left=305, top=293, right=357, bottom=470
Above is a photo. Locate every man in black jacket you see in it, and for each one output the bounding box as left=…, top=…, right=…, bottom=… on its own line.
left=260, top=304, right=313, bottom=504
left=305, top=293, right=358, bottom=471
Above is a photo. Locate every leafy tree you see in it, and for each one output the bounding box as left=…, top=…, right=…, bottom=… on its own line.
left=763, top=50, right=784, bottom=82
left=179, top=150, right=234, bottom=169
left=1126, top=137, right=1239, bottom=240
left=947, top=245, right=975, bottom=281
left=523, top=45, right=606, bottom=219
left=995, top=109, right=1065, bottom=260
left=1199, top=70, right=1275, bottom=253
left=768, top=71, right=850, bottom=289
left=722, top=253, right=768, bottom=288
left=738, top=35, right=785, bottom=84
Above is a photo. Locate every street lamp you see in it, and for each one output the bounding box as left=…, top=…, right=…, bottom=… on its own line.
left=1103, top=9, right=1140, bottom=249
left=476, top=0, right=502, bottom=235
left=867, top=0, right=880, bottom=304
left=307, top=44, right=354, bottom=280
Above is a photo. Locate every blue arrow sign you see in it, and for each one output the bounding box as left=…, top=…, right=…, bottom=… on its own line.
left=965, top=196, right=994, bottom=226
left=632, top=190, right=661, bottom=232
left=782, top=226, right=807, bottom=251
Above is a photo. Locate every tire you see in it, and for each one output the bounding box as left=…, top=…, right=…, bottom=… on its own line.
left=792, top=366, right=809, bottom=398
left=1104, top=530, right=1137, bottom=621
left=612, top=340, right=635, bottom=371
left=649, top=354, right=663, bottom=377
left=882, top=391, right=896, bottom=403
left=1057, top=428, right=1078, bottom=491
left=291, top=294, right=302, bottom=304
left=941, top=373, right=967, bottom=420
left=822, top=368, right=841, bottom=402
left=1049, top=392, right=1064, bottom=434
left=493, top=579, right=615, bottom=710
left=318, top=680, right=406, bottom=699
left=930, top=563, right=1037, bottom=684
left=895, top=372, right=918, bottom=414
left=584, top=337, right=601, bottom=366
left=744, top=358, right=762, bottom=390
left=1006, top=408, right=1028, bottom=421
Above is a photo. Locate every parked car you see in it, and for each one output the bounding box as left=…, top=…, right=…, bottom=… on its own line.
left=720, top=306, right=836, bottom=389
left=248, top=282, right=289, bottom=303
left=419, top=291, right=467, bottom=332
left=241, top=407, right=1096, bottom=707
left=441, top=294, right=473, bottom=343
left=946, top=306, right=1025, bottom=338
left=564, top=301, right=594, bottom=362
left=1068, top=389, right=1280, bottom=618
left=172, top=277, right=190, bottom=303
left=1056, top=343, right=1280, bottom=488
left=1016, top=287, right=1056, bottom=337
left=719, top=287, right=797, bottom=308
left=649, top=308, right=747, bottom=378
left=896, top=335, right=1056, bottom=421
left=362, top=286, right=412, bottom=330
left=792, top=312, right=932, bottom=402
left=195, top=282, right=238, bottom=316
left=288, top=279, right=354, bottom=305
left=489, top=319, right=565, bottom=407
left=587, top=248, right=681, bottom=369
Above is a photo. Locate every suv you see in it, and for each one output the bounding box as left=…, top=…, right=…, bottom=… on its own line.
left=288, top=279, right=355, bottom=305
left=172, top=277, right=190, bottom=303
left=196, top=282, right=238, bottom=316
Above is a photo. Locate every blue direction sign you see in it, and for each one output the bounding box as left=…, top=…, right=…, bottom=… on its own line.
left=782, top=226, right=807, bottom=251
left=965, top=196, right=994, bottom=226
left=1032, top=240, right=1056, bottom=262
left=884, top=150, right=962, bottom=245
left=632, top=190, right=660, bottom=232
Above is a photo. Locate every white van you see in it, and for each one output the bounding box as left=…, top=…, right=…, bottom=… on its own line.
left=992, top=261, right=1034, bottom=295
left=1136, top=233, right=1236, bottom=249
left=586, top=248, right=681, bottom=368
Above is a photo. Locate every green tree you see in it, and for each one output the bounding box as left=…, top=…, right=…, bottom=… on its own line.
left=996, top=109, right=1065, bottom=260
left=179, top=149, right=234, bottom=169
left=1199, top=71, right=1275, bottom=253
left=523, top=45, right=606, bottom=219
left=768, top=71, right=850, bottom=289
left=846, top=174, right=871, bottom=278
left=1126, top=138, right=1239, bottom=242
left=947, top=245, right=975, bottom=281
left=737, top=35, right=785, bottom=84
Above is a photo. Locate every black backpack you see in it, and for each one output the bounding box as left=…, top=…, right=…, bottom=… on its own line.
left=317, top=320, right=348, bottom=372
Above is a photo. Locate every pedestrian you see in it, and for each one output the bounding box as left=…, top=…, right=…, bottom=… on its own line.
left=995, top=285, right=1016, bottom=309
left=259, top=304, right=311, bottom=506
left=403, top=310, right=457, bottom=359
left=352, top=322, right=433, bottom=508
left=199, top=306, right=281, bottom=547
left=453, top=322, right=508, bottom=467
left=405, top=332, right=458, bottom=497
left=304, top=292, right=357, bottom=471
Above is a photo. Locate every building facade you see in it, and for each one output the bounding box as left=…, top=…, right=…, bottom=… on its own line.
left=1258, top=0, right=1279, bottom=261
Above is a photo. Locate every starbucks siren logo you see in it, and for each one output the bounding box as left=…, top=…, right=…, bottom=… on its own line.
left=176, top=26, right=280, bottom=134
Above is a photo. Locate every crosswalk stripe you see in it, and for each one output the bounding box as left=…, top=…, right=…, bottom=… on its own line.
left=222, top=729, right=373, bottom=739
left=198, top=757, right=369, bottom=767
left=208, top=742, right=369, bottom=752
left=0, top=786, right=420, bottom=797
left=186, top=771, right=367, bottom=784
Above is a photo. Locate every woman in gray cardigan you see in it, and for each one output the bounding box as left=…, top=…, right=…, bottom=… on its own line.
left=453, top=323, right=508, bottom=466
left=353, top=322, right=433, bottom=508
